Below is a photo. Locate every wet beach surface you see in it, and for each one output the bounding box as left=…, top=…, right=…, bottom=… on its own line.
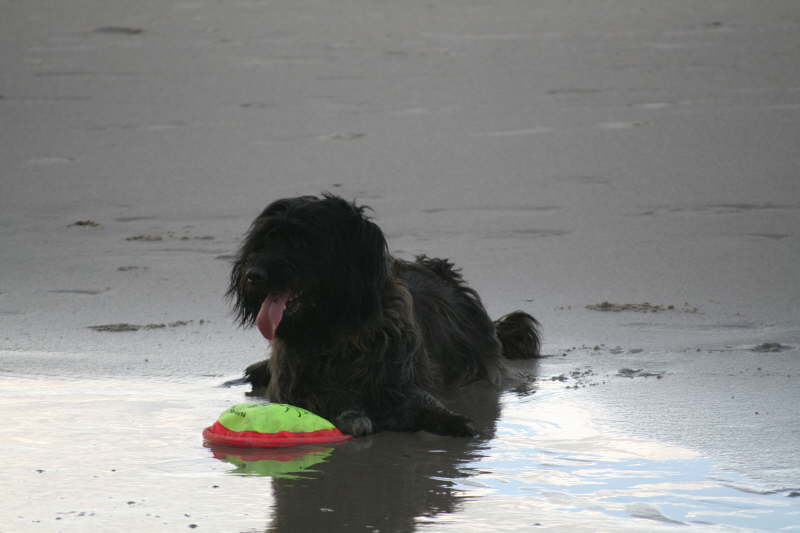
left=2, top=0, right=800, bottom=530
left=2, top=359, right=799, bottom=531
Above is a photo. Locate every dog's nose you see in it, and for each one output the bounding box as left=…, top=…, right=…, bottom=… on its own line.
left=245, top=267, right=268, bottom=285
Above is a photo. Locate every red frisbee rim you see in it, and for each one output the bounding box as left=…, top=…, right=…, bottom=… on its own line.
left=203, top=421, right=352, bottom=448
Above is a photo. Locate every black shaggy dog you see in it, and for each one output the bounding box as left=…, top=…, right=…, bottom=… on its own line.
left=228, top=194, right=541, bottom=437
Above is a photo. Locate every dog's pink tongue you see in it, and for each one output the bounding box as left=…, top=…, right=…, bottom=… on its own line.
left=256, top=293, right=290, bottom=340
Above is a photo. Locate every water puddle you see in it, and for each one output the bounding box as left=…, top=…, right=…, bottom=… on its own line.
left=1, top=374, right=797, bottom=531
left=439, top=389, right=799, bottom=531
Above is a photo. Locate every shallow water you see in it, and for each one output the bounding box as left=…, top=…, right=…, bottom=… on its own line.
left=2, top=365, right=797, bottom=532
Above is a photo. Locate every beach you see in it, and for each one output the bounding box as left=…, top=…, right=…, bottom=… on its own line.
left=1, top=0, right=799, bottom=530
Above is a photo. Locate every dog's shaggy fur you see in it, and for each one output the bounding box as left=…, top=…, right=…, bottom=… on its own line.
left=228, top=194, right=541, bottom=437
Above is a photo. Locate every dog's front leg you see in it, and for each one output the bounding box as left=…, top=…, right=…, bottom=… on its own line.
left=242, top=359, right=271, bottom=396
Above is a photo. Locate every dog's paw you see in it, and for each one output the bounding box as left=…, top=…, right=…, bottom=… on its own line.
left=243, top=359, right=271, bottom=396
left=438, top=413, right=478, bottom=438
left=335, top=410, right=375, bottom=437
left=244, top=360, right=270, bottom=383
left=221, top=376, right=249, bottom=388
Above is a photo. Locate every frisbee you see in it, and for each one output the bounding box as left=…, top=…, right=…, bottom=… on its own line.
left=202, top=402, right=351, bottom=448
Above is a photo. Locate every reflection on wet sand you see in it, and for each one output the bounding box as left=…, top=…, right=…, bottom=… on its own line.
left=204, top=351, right=800, bottom=532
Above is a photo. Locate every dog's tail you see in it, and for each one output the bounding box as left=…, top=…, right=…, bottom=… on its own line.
left=495, top=311, right=541, bottom=359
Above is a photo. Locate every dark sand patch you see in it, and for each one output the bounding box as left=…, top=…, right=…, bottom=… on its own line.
left=746, top=233, right=791, bottom=240
left=707, top=203, right=800, bottom=213
left=69, top=219, right=101, bottom=228
left=549, top=366, right=603, bottom=389
left=152, top=247, right=228, bottom=255
left=751, top=342, right=794, bottom=353
left=558, top=344, right=645, bottom=357
left=174, top=235, right=214, bottom=241
left=634, top=203, right=800, bottom=217
left=126, top=233, right=214, bottom=242
left=617, top=368, right=665, bottom=379
left=48, top=288, right=109, bottom=295
left=126, top=234, right=163, bottom=242
left=114, top=216, right=158, bottom=223
left=586, top=302, right=700, bottom=314
left=117, top=266, right=149, bottom=272
left=92, top=26, right=144, bottom=35
left=88, top=320, right=203, bottom=332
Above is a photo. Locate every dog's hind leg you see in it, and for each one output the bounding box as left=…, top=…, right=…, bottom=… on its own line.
left=413, top=255, right=465, bottom=286
left=409, top=391, right=478, bottom=437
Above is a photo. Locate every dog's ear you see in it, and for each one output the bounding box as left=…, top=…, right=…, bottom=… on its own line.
left=325, top=196, right=389, bottom=329
left=350, top=215, right=389, bottom=322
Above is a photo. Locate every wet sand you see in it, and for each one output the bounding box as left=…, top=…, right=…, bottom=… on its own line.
left=2, top=0, right=799, bottom=530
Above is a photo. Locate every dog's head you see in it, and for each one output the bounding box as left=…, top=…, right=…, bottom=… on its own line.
left=228, top=194, right=389, bottom=343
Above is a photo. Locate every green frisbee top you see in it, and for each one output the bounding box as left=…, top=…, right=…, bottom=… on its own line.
left=203, top=403, right=351, bottom=448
